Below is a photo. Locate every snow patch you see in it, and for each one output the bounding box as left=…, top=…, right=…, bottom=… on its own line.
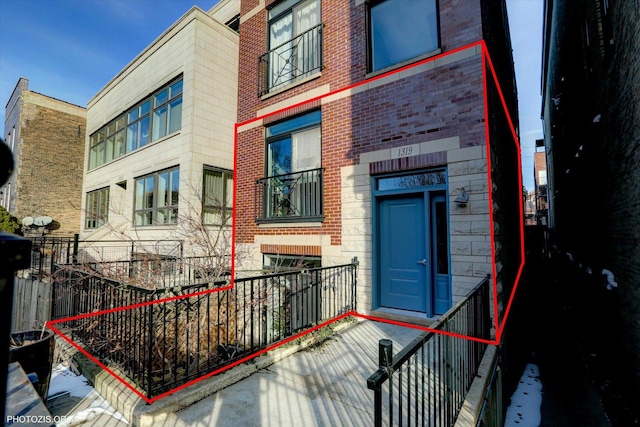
left=505, top=363, right=543, bottom=427
left=47, top=364, right=129, bottom=425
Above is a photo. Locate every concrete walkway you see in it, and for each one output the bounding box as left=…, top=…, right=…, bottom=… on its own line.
left=170, top=319, right=422, bottom=427
left=49, top=319, right=424, bottom=426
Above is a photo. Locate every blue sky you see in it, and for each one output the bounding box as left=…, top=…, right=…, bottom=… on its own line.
left=0, top=0, right=543, bottom=189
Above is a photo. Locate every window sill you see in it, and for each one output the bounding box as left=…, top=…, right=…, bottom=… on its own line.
left=257, top=220, right=324, bottom=228
left=260, top=71, right=322, bottom=101
left=365, top=49, right=442, bottom=79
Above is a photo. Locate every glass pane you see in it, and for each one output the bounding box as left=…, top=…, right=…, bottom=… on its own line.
left=96, top=142, right=105, bottom=166
left=106, top=122, right=116, bottom=136
left=225, top=173, right=233, bottom=208
left=105, top=136, right=115, bottom=162
left=127, top=123, right=138, bottom=152
left=89, top=146, right=97, bottom=169
left=155, top=89, right=168, bottom=107
left=170, top=80, right=183, bottom=98
left=153, top=105, right=167, bottom=140
left=377, top=171, right=446, bottom=191
left=115, top=130, right=126, bottom=157
left=168, top=98, right=182, bottom=134
left=128, top=109, right=139, bottom=123
left=139, top=116, right=150, bottom=146
left=435, top=200, right=448, bottom=275
left=171, top=169, right=180, bottom=206
left=135, top=179, right=144, bottom=210
left=170, top=208, right=178, bottom=224
left=370, top=0, right=439, bottom=71
left=140, top=100, right=151, bottom=116
left=268, top=137, right=292, bottom=176
left=291, top=127, right=320, bottom=171
left=158, top=172, right=168, bottom=207
left=157, top=209, right=167, bottom=224
left=266, top=110, right=321, bottom=137
left=145, top=176, right=154, bottom=209
left=115, top=116, right=126, bottom=131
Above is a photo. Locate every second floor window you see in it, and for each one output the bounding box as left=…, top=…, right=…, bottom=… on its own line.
left=89, top=77, right=183, bottom=170
left=260, top=0, right=322, bottom=95
left=368, top=0, right=440, bottom=72
left=134, top=167, right=179, bottom=226
left=257, top=110, right=323, bottom=221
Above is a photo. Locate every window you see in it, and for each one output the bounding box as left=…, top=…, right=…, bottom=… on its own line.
left=134, top=167, right=179, bottom=226
left=203, top=167, right=233, bottom=225
left=85, top=187, right=109, bottom=229
left=368, top=0, right=439, bottom=72
left=89, top=77, right=182, bottom=170
left=259, top=110, right=322, bottom=220
left=260, top=0, right=322, bottom=95
left=263, top=254, right=321, bottom=271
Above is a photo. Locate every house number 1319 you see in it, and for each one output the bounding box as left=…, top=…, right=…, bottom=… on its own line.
left=392, top=144, right=419, bottom=159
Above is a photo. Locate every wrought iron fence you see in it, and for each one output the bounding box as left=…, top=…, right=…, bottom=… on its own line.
left=255, top=168, right=324, bottom=222
left=52, top=260, right=357, bottom=399
left=367, top=276, right=491, bottom=427
left=258, top=23, right=324, bottom=96
left=21, top=236, right=184, bottom=278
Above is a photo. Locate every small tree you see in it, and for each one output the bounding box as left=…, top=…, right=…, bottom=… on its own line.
left=0, top=206, right=21, bottom=234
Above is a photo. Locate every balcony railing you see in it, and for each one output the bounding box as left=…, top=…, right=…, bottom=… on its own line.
left=255, top=168, right=324, bottom=223
left=258, top=23, right=324, bottom=96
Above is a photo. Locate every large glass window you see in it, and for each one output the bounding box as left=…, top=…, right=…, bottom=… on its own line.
left=260, top=110, right=322, bottom=220
left=89, top=77, right=182, bottom=170
left=262, top=0, right=322, bottom=94
left=368, top=0, right=439, bottom=72
left=203, top=167, right=233, bottom=225
left=85, top=187, right=109, bottom=229
left=134, top=167, right=179, bottom=226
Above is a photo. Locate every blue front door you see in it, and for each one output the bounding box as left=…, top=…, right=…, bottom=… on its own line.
left=379, top=195, right=428, bottom=313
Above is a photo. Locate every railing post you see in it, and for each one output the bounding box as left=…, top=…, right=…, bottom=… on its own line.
left=146, top=302, right=154, bottom=401
left=72, top=234, right=79, bottom=264
left=375, top=339, right=393, bottom=427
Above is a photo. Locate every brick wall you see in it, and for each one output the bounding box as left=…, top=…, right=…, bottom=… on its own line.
left=600, top=0, right=640, bottom=400
left=15, top=93, right=86, bottom=235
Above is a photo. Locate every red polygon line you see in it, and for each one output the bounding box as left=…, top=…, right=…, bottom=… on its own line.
left=49, top=38, right=526, bottom=404
left=48, top=322, right=152, bottom=403
left=352, top=313, right=497, bottom=346
left=47, top=284, right=234, bottom=326
left=480, top=42, right=501, bottom=338
left=481, top=42, right=526, bottom=343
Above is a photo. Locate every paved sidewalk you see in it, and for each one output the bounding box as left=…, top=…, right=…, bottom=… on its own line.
left=49, top=319, right=424, bottom=426
left=171, top=319, right=422, bottom=427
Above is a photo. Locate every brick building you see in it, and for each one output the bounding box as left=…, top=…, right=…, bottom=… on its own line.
left=542, top=0, right=640, bottom=403
left=80, top=1, right=239, bottom=258
left=235, top=0, right=521, bottom=326
left=2, top=78, right=86, bottom=235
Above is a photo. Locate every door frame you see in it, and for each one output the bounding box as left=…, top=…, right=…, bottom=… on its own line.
left=371, top=169, right=450, bottom=317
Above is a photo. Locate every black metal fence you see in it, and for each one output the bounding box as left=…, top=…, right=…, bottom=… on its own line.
left=258, top=23, right=324, bottom=96
left=52, top=260, right=357, bottom=399
left=367, top=276, right=491, bottom=427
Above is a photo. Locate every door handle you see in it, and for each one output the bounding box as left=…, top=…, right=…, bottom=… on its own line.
left=417, top=259, right=427, bottom=266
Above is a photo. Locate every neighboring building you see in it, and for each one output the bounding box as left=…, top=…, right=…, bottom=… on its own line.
left=80, top=1, right=239, bottom=257
left=542, top=0, right=640, bottom=404
left=524, top=189, right=536, bottom=226
left=533, top=150, right=548, bottom=225
left=2, top=78, right=86, bottom=235
left=235, top=0, right=521, bottom=325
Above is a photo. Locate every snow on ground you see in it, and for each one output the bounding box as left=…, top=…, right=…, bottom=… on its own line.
left=47, top=364, right=129, bottom=426
left=505, top=363, right=543, bottom=427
